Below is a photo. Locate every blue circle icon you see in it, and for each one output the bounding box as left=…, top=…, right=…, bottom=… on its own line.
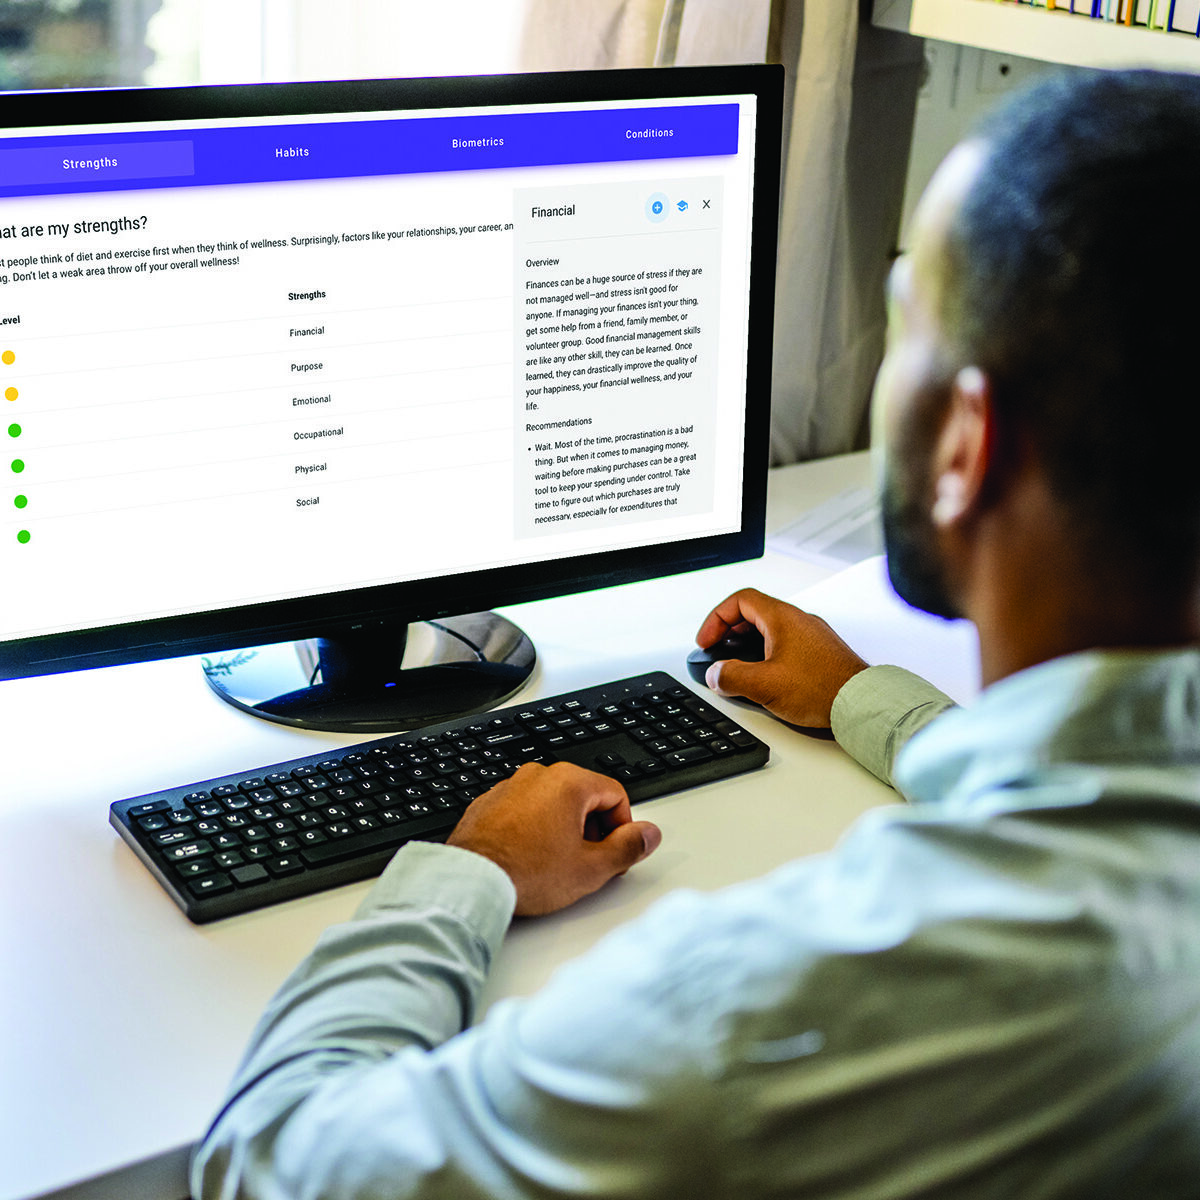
left=645, top=192, right=670, bottom=223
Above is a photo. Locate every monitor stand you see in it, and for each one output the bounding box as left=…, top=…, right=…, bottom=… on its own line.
left=200, top=611, right=535, bottom=733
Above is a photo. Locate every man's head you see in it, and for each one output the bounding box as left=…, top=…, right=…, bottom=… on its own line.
left=877, top=70, right=1200, bottom=623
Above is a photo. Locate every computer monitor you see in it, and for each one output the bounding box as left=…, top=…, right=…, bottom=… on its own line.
left=0, top=64, right=781, bottom=732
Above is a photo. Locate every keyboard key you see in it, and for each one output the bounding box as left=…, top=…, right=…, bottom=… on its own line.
left=153, top=827, right=195, bottom=847
left=128, top=799, right=171, bottom=819
left=637, top=759, right=667, bottom=775
left=231, top=863, right=269, bottom=887
left=163, top=839, right=214, bottom=861
left=299, top=823, right=422, bottom=868
left=188, top=873, right=233, bottom=897
left=176, top=858, right=214, bottom=878
left=665, top=746, right=713, bottom=768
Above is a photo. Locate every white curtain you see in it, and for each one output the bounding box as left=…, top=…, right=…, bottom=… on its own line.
left=517, top=0, right=921, bottom=463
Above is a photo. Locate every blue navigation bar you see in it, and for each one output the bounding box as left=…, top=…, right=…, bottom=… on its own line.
left=0, top=104, right=738, bottom=200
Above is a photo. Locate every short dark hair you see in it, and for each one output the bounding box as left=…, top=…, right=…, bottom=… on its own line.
left=942, top=69, right=1200, bottom=595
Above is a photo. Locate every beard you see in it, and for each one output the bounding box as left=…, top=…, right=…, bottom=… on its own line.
left=880, top=464, right=962, bottom=620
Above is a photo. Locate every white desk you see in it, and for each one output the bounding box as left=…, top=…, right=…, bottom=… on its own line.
left=1, top=452, right=893, bottom=1200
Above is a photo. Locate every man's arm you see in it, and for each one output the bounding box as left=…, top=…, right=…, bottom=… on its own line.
left=696, top=588, right=957, bottom=788
left=191, top=763, right=665, bottom=1200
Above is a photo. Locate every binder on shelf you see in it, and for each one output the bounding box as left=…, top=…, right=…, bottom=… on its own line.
left=1012, top=0, right=1200, bottom=32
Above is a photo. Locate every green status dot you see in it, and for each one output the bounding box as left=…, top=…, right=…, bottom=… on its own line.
left=7, top=424, right=20, bottom=438
left=14, top=494, right=27, bottom=509
left=16, top=530, right=30, bottom=544
left=10, top=459, right=23, bottom=473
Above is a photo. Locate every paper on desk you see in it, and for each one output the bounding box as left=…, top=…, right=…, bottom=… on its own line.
left=768, top=484, right=883, bottom=568
left=790, top=555, right=980, bottom=704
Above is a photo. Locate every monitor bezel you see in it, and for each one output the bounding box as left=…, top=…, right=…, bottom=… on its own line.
left=0, top=63, right=782, bottom=681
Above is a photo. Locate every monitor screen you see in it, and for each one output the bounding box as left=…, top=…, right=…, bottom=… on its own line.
left=0, top=64, right=781, bottom=728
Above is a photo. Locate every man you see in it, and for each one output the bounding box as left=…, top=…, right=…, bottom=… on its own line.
left=193, top=70, right=1200, bottom=1198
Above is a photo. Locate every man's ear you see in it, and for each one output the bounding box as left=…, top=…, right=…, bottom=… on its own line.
left=930, top=366, right=995, bottom=529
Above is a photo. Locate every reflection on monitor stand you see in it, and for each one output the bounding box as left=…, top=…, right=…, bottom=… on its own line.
left=201, top=612, right=535, bottom=734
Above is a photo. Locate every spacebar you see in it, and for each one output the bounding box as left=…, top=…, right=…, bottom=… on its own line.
left=300, top=813, right=457, bottom=867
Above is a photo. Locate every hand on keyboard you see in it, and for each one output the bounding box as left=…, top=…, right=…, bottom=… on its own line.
left=448, top=761, right=662, bottom=916
left=110, top=672, right=768, bottom=922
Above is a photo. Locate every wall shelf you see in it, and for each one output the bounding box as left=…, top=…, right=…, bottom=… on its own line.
left=872, top=0, right=1200, bottom=71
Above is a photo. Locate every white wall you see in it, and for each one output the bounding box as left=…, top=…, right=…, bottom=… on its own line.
left=899, top=39, right=1081, bottom=242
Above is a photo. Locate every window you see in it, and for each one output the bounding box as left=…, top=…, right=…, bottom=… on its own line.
left=0, top=0, right=527, bottom=92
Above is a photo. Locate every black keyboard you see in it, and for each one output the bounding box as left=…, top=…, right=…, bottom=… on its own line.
left=110, top=671, right=770, bottom=923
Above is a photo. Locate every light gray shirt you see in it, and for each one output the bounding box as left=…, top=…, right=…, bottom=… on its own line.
left=192, top=651, right=1200, bottom=1198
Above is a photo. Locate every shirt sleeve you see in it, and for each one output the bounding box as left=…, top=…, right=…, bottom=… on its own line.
left=190, top=839, right=516, bottom=1198
left=190, top=839, right=723, bottom=1200
left=830, top=664, right=957, bottom=790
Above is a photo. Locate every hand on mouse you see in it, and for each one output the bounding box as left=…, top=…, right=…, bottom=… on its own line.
left=695, top=588, right=869, bottom=728
left=448, top=761, right=662, bottom=916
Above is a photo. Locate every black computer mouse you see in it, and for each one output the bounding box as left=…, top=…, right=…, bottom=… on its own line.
left=685, top=626, right=766, bottom=686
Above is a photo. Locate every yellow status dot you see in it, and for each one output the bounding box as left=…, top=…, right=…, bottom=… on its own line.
left=1, top=351, right=13, bottom=366
left=4, top=388, right=16, bottom=401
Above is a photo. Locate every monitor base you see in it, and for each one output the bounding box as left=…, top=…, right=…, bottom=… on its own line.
left=200, top=612, right=535, bottom=733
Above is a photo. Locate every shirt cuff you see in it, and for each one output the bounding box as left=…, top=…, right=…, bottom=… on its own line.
left=355, top=840, right=518, bottom=954
left=831, top=664, right=957, bottom=790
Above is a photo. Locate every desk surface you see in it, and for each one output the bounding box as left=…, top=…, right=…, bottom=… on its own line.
left=1, top=452, right=892, bottom=1200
